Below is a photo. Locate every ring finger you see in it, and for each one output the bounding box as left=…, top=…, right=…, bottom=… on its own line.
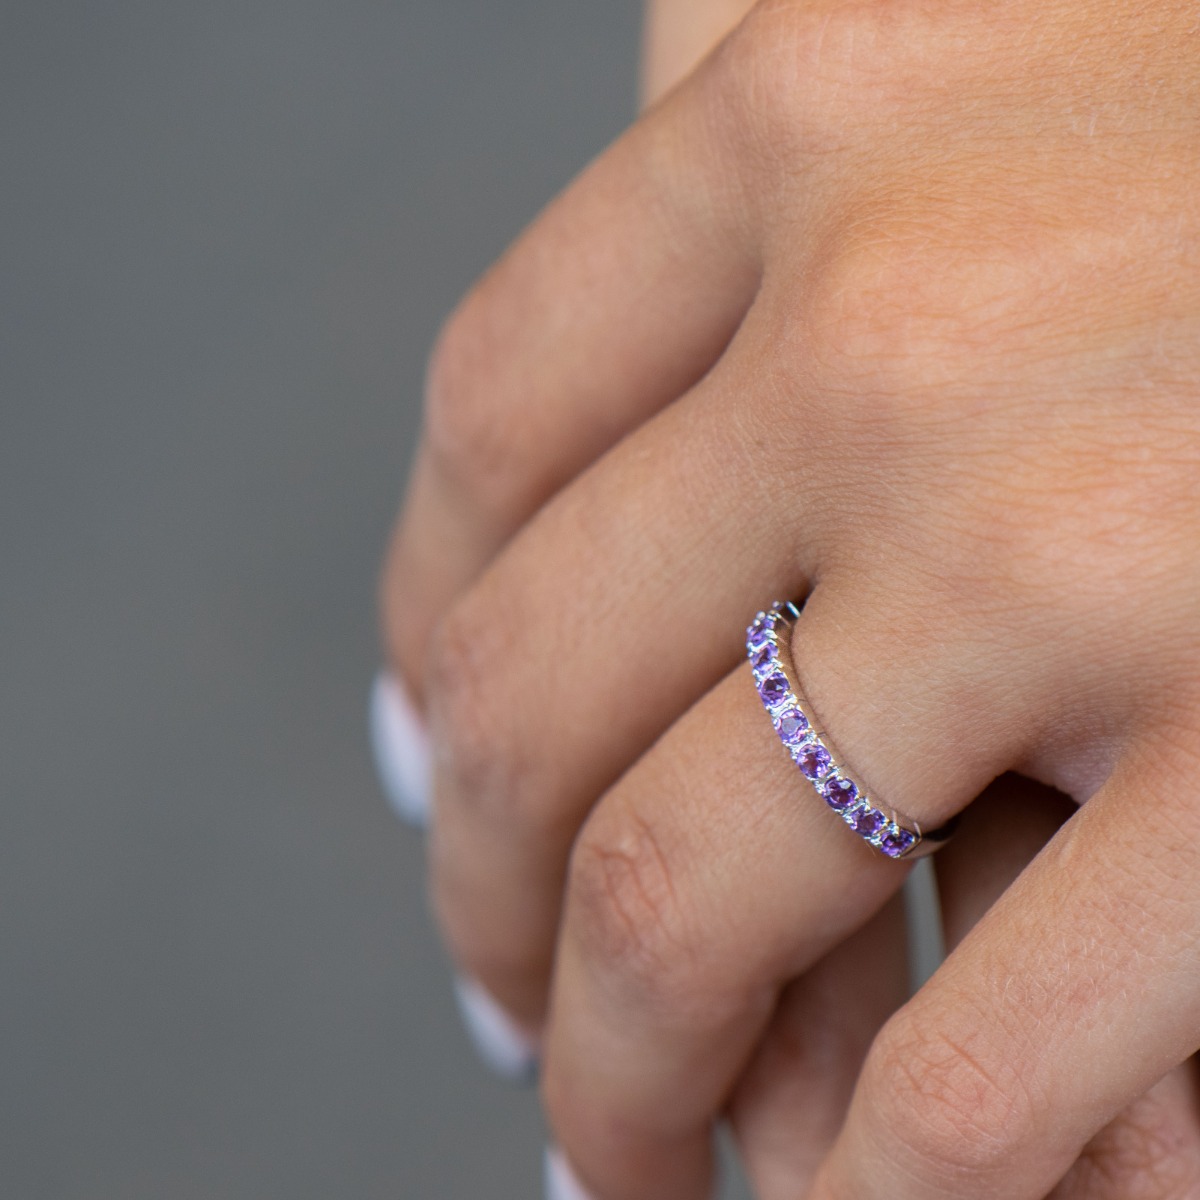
left=539, top=569, right=1034, bottom=1200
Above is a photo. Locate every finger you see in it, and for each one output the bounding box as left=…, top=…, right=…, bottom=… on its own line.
left=382, top=57, right=760, bottom=699
left=547, top=903, right=912, bottom=1200
left=810, top=729, right=1200, bottom=1200
left=422, top=303, right=821, bottom=1027
left=539, top=568, right=1028, bottom=1200
left=540, top=666, right=917, bottom=1200
left=423, top=239, right=1041, bottom=1031
left=727, top=895, right=910, bottom=1200
left=724, top=779, right=1065, bottom=1200
left=936, top=774, right=1075, bottom=950
left=939, top=779, right=1200, bottom=1200
left=723, top=780, right=1089, bottom=1199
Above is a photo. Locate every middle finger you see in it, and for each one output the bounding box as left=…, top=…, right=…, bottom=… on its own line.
left=425, top=304, right=817, bottom=1027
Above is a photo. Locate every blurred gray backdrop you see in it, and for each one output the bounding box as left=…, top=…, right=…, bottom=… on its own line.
left=2, top=4, right=645, bottom=1196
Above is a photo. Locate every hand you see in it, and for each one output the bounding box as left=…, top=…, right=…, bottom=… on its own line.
left=380, top=0, right=1200, bottom=1196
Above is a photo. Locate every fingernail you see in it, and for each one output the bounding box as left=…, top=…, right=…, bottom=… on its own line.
left=453, top=974, right=539, bottom=1083
left=369, top=670, right=432, bottom=828
left=545, top=1146, right=597, bottom=1200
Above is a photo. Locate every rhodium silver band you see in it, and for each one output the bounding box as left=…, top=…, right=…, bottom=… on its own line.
left=748, top=601, right=957, bottom=861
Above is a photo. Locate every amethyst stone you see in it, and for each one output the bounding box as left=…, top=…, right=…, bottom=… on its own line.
left=746, top=613, right=775, bottom=651
left=795, top=742, right=832, bottom=780
left=821, top=776, right=857, bottom=812
left=751, top=644, right=777, bottom=672
left=850, top=806, right=886, bottom=838
left=879, top=827, right=917, bottom=858
left=758, top=672, right=789, bottom=706
left=775, top=709, right=810, bottom=745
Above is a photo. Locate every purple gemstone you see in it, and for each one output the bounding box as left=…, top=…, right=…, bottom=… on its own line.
left=746, top=613, right=775, bottom=651
left=879, top=827, right=917, bottom=858
left=751, top=644, right=777, bottom=671
left=775, top=709, right=809, bottom=745
left=758, top=672, right=789, bottom=706
left=850, top=807, right=886, bottom=838
left=795, top=742, right=832, bottom=780
left=821, top=776, right=857, bottom=811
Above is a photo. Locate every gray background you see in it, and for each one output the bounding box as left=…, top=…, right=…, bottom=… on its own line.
left=3, top=4, right=643, bottom=1197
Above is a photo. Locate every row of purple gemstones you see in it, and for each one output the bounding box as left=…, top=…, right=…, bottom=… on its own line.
left=747, top=606, right=917, bottom=860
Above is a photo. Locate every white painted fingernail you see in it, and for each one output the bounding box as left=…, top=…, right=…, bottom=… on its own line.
left=369, top=670, right=432, bottom=828
left=545, top=1146, right=597, bottom=1200
left=453, top=974, right=539, bottom=1083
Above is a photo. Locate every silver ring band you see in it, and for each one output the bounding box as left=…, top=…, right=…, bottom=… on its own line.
left=748, top=601, right=956, bottom=860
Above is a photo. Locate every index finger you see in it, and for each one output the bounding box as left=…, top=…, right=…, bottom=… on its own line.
left=382, top=60, right=760, bottom=699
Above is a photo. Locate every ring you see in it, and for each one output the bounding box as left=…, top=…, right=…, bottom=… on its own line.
left=748, top=601, right=957, bottom=860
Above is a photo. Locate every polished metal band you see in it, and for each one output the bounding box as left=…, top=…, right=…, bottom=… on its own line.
left=749, top=601, right=957, bottom=861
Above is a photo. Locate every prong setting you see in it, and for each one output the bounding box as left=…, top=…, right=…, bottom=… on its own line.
left=747, top=601, right=934, bottom=861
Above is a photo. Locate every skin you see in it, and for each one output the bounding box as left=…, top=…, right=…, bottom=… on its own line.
left=381, top=1, right=1200, bottom=1196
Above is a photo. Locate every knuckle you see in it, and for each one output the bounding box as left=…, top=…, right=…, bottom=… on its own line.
left=712, top=3, right=845, bottom=160
left=568, top=804, right=706, bottom=1021
left=990, top=427, right=1200, bottom=617
left=424, top=602, right=533, bottom=825
left=864, top=1009, right=1039, bottom=1187
left=802, top=221, right=1012, bottom=402
left=423, top=298, right=541, bottom=515
left=713, top=0, right=915, bottom=160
